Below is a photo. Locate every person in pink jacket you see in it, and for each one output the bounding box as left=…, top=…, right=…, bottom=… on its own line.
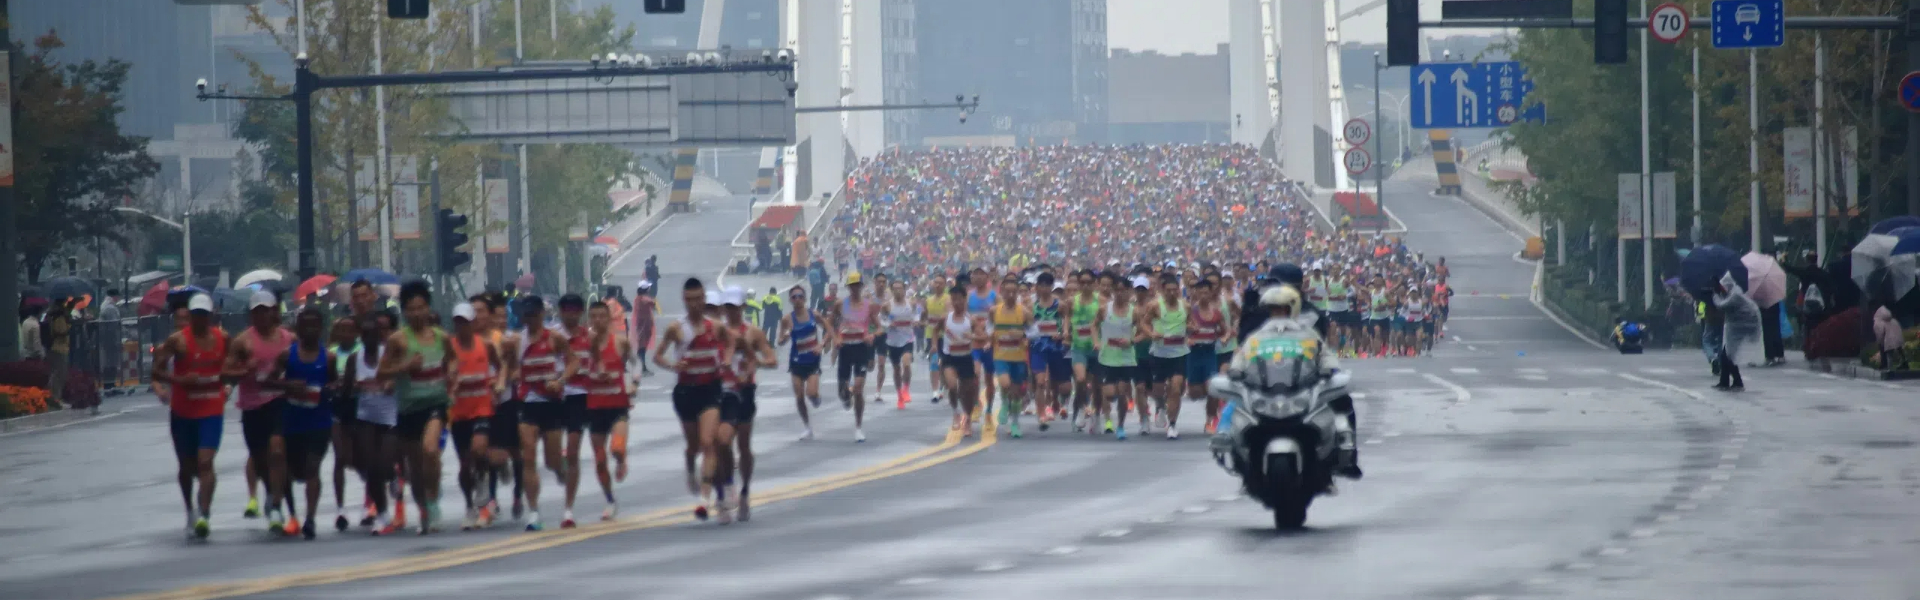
left=1872, top=306, right=1905, bottom=371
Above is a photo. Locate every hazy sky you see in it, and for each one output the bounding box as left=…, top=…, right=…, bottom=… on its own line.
left=1107, top=0, right=1503, bottom=53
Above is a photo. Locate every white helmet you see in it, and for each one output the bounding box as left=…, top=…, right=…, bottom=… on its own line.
left=1259, top=285, right=1302, bottom=314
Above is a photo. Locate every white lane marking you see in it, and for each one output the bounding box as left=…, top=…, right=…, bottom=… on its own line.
left=1816, top=373, right=1840, bottom=379
left=1721, top=452, right=1741, bottom=461
left=1452, top=335, right=1465, bottom=342
left=1212, top=494, right=1243, bottom=502
left=1618, top=373, right=1703, bottom=400
left=1802, top=388, right=1833, bottom=395
left=1140, top=515, right=1173, bottom=524
left=1464, top=595, right=1501, bottom=600
left=1365, top=439, right=1385, bottom=445
left=1516, top=367, right=1547, bottom=374
left=1383, top=431, right=1404, bottom=438
left=1709, top=473, right=1732, bottom=481
left=1629, top=528, right=1659, bottom=538
left=810, top=596, right=853, bottom=600
left=1097, top=528, right=1131, bottom=538
left=897, top=577, right=941, bottom=586
left=1598, top=547, right=1629, bottom=556
left=1179, top=505, right=1210, bottom=514
left=1675, top=502, right=1698, bottom=511
left=1655, top=514, right=1681, bottom=523
left=1450, top=367, right=1480, bottom=374
left=1573, top=367, right=1610, bottom=374
left=1640, top=367, right=1676, bottom=374
left=976, top=561, right=1015, bottom=573
left=1351, top=392, right=1370, bottom=399
left=1525, top=577, right=1556, bottom=586
left=1700, top=484, right=1724, bottom=493
left=1422, top=373, right=1473, bottom=406
left=1387, top=368, right=1419, bottom=374
left=1716, top=462, right=1737, bottom=470
left=0, top=409, right=132, bottom=439
left=1466, top=345, right=1480, bottom=351
left=1565, top=561, right=1594, bottom=570
left=1519, top=374, right=1549, bottom=381
left=1042, top=546, right=1080, bottom=556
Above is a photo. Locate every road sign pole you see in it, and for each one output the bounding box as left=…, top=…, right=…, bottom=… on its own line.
left=1814, top=33, right=1826, bottom=264
left=1376, top=56, right=1387, bottom=224
left=1749, top=49, right=1762, bottom=252
left=1640, top=0, right=1653, bottom=309
left=1909, top=0, right=1920, bottom=216
left=1691, top=47, right=1702, bottom=246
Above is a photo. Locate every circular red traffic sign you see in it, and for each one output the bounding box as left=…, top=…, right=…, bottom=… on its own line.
left=1649, top=3, right=1689, bottom=43
left=1343, top=118, right=1371, bottom=146
left=1901, top=71, right=1920, bottom=113
left=1343, top=147, right=1373, bottom=175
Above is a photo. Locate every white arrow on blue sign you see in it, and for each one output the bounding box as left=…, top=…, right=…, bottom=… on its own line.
left=1409, top=61, right=1545, bottom=130
left=1710, top=0, right=1784, bottom=49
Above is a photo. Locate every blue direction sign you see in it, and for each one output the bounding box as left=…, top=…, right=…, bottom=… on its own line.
left=1901, top=72, right=1920, bottom=113
left=1710, top=0, right=1784, bottom=49
left=1409, top=61, right=1546, bottom=130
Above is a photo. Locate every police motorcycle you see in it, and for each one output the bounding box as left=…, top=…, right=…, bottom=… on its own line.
left=1208, top=288, right=1357, bottom=529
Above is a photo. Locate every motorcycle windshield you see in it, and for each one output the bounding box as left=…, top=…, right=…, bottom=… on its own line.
left=1245, top=337, right=1320, bottom=395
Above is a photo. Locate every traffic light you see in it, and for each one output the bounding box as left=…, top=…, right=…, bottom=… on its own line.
left=388, top=0, right=428, bottom=19
left=1385, top=0, right=1421, bottom=67
left=436, top=208, right=472, bottom=274
left=1594, top=0, right=1629, bottom=64
left=645, top=0, right=686, bottom=14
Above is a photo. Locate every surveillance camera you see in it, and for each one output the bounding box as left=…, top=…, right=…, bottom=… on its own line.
left=784, top=80, right=798, bottom=96
left=955, top=94, right=963, bottom=104
left=686, top=52, right=702, bottom=65
left=195, top=78, right=208, bottom=93
left=761, top=49, right=773, bottom=62
left=294, top=52, right=309, bottom=66
left=635, top=53, right=653, bottom=68
left=590, top=53, right=602, bottom=66
left=959, top=111, right=968, bottom=124
left=775, top=49, right=794, bottom=63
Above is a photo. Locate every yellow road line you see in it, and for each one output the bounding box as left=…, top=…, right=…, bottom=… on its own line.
left=104, top=428, right=991, bottom=600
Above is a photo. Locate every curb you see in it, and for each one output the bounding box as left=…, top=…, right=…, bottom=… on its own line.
left=1805, top=357, right=1920, bottom=382
left=0, top=405, right=118, bottom=436
left=1453, top=175, right=1539, bottom=240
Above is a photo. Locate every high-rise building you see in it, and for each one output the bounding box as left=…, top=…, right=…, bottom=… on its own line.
left=879, top=0, right=918, bottom=148
left=912, top=0, right=1105, bottom=146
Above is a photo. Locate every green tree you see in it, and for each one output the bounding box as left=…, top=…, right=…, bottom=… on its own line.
left=10, top=33, right=160, bottom=282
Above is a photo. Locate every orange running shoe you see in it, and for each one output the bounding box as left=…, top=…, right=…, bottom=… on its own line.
left=283, top=517, right=301, bottom=536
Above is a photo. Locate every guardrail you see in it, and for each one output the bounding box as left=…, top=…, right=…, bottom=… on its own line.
left=728, top=147, right=892, bottom=262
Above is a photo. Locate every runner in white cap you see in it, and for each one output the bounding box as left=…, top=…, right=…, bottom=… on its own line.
left=715, top=287, right=774, bottom=523
left=150, top=293, right=228, bottom=539
left=226, top=289, right=297, bottom=535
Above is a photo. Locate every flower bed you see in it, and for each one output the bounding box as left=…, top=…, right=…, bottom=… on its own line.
left=0, top=385, right=53, bottom=419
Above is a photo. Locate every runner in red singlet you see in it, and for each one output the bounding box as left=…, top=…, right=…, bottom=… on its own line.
left=655, top=278, right=734, bottom=521
left=150, top=294, right=227, bottom=539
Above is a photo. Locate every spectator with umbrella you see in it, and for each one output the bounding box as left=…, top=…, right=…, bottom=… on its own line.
left=1712, top=273, right=1762, bottom=392
left=1741, top=252, right=1789, bottom=366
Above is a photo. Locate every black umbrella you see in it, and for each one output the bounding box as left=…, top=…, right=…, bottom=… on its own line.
left=40, top=276, right=95, bottom=300
left=1679, top=244, right=1748, bottom=298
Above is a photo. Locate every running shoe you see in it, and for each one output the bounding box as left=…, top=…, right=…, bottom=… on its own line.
left=738, top=494, right=751, bottom=523
left=477, top=503, right=495, bottom=528
left=1009, top=421, right=1023, bottom=438
left=266, top=510, right=285, bottom=534
left=841, top=396, right=851, bottom=410
left=855, top=428, right=867, bottom=443
left=897, top=388, right=908, bottom=409
left=372, top=518, right=399, bottom=536
left=335, top=514, right=349, bottom=532
left=561, top=515, right=578, bottom=529
left=1166, top=427, right=1180, bottom=440
left=463, top=507, right=479, bottom=531
left=243, top=497, right=261, bottom=519
left=809, top=395, right=822, bottom=408
left=693, top=504, right=710, bottom=521
left=798, top=427, right=815, bottom=441
left=192, top=517, right=211, bottom=540
left=302, top=519, right=317, bottom=541
left=1103, top=419, right=1115, bottom=434
left=524, top=519, right=544, bottom=532
left=931, top=390, right=942, bottom=404
left=1115, top=426, right=1128, bottom=441
left=283, top=516, right=301, bottom=537
left=602, top=504, right=619, bottom=522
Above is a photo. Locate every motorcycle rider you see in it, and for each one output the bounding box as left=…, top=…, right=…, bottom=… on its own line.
left=1231, top=280, right=1361, bottom=479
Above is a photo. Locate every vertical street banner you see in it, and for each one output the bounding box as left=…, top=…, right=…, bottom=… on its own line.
left=391, top=155, right=421, bottom=240
left=1651, top=171, right=1677, bottom=239
left=568, top=211, right=590, bottom=242
left=356, top=158, right=379, bottom=242
left=484, top=178, right=510, bottom=253
left=0, top=52, right=13, bottom=188
left=1617, top=173, right=1643, bottom=240
left=1781, top=127, right=1813, bottom=219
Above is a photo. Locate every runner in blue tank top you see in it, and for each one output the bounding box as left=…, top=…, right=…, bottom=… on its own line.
left=777, top=285, right=826, bottom=440
left=965, top=266, right=1000, bottom=410
left=268, top=308, right=334, bottom=540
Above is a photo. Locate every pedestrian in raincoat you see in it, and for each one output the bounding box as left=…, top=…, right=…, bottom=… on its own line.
left=1712, top=273, right=1762, bottom=391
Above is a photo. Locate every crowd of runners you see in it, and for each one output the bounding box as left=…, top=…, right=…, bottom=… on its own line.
left=148, top=143, right=1453, bottom=543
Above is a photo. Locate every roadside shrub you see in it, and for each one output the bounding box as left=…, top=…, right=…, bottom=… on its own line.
left=0, top=385, right=52, bottom=418
left=0, top=360, right=102, bottom=410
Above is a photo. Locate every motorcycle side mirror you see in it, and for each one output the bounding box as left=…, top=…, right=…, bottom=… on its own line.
left=1207, top=374, right=1240, bottom=401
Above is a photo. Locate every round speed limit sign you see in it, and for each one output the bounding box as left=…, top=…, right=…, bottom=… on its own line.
left=1649, top=3, right=1689, bottom=43
left=1342, top=147, right=1373, bottom=175
left=1342, top=118, right=1371, bottom=146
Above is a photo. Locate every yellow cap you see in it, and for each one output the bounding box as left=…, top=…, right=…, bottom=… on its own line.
left=845, top=272, right=862, bottom=285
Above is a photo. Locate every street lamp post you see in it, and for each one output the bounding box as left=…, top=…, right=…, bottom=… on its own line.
left=114, top=207, right=192, bottom=285
left=1374, top=52, right=1386, bottom=223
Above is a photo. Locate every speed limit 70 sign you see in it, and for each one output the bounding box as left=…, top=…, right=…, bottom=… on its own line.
left=1650, top=3, right=1690, bottom=43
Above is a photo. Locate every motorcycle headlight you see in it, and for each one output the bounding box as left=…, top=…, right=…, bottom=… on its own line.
left=1249, top=392, right=1311, bottom=418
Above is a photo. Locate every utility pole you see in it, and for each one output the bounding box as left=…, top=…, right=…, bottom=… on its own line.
left=1748, top=49, right=1760, bottom=252
left=1639, top=0, right=1653, bottom=308
left=1908, top=0, right=1919, bottom=216
left=1374, top=53, right=1387, bottom=222
left=0, top=0, right=19, bottom=360
left=375, top=4, right=393, bottom=272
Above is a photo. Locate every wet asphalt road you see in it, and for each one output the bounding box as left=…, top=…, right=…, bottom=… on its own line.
left=4, top=167, right=1918, bottom=600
